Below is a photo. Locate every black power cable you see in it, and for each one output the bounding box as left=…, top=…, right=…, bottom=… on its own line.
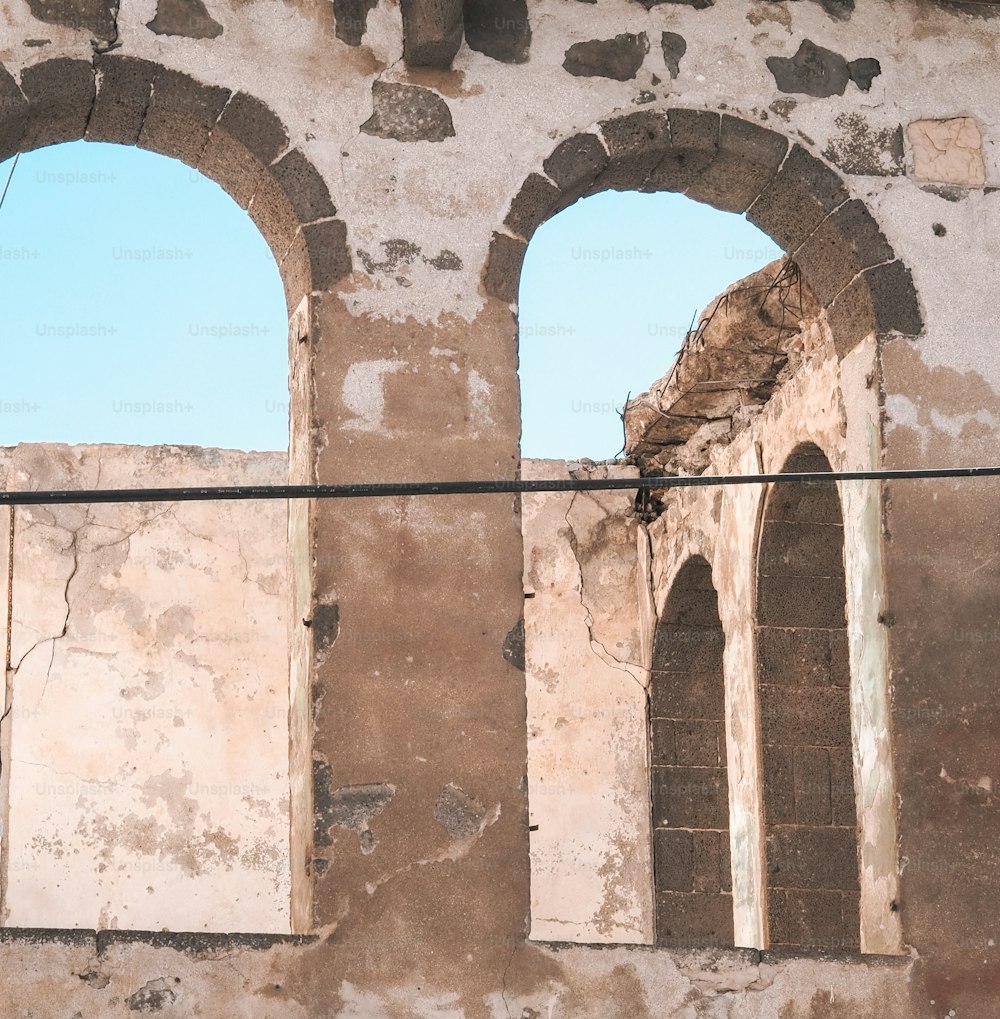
left=0, top=465, right=996, bottom=506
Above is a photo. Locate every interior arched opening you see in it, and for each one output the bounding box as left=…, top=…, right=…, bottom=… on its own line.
left=756, top=443, right=861, bottom=952
left=650, top=555, right=733, bottom=947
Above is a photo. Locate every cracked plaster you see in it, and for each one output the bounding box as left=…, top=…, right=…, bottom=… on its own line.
left=0, top=444, right=292, bottom=934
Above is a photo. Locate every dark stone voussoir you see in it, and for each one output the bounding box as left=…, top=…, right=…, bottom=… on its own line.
left=484, top=232, right=527, bottom=303
left=20, top=58, right=95, bottom=151
left=542, top=132, right=609, bottom=196
left=137, top=67, right=230, bottom=166
left=642, top=108, right=719, bottom=193
left=0, top=63, right=28, bottom=162
left=595, top=109, right=671, bottom=191
left=87, top=55, right=158, bottom=146
left=304, top=219, right=353, bottom=292
left=684, top=115, right=788, bottom=213
left=747, top=144, right=849, bottom=253
left=794, top=199, right=895, bottom=307
left=215, top=91, right=289, bottom=166
left=864, top=260, right=922, bottom=336
left=270, top=147, right=338, bottom=224
left=504, top=173, right=562, bottom=240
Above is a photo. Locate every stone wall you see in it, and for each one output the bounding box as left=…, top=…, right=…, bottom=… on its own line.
left=2, top=0, right=1000, bottom=1014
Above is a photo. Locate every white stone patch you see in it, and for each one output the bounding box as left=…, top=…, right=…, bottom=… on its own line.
left=342, top=359, right=408, bottom=432
left=906, top=117, right=987, bottom=188
left=467, top=369, right=496, bottom=433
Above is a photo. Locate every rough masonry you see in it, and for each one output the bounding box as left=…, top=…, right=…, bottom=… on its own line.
left=1, top=0, right=1000, bottom=1015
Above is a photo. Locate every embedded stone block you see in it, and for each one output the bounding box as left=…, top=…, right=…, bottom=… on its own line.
left=650, top=717, right=676, bottom=766
left=756, top=575, right=847, bottom=629
left=464, top=0, right=530, bottom=63
left=759, top=686, right=853, bottom=748
left=757, top=627, right=850, bottom=688
left=764, top=746, right=797, bottom=825
left=675, top=720, right=724, bottom=768
left=768, top=888, right=859, bottom=950
left=757, top=520, right=847, bottom=577
left=562, top=33, right=648, bottom=82
left=361, top=82, right=456, bottom=144
left=906, top=117, right=986, bottom=188
left=652, top=766, right=729, bottom=829
left=401, top=0, right=464, bottom=68
left=651, top=626, right=726, bottom=674
left=794, top=747, right=833, bottom=825
left=146, top=0, right=223, bottom=39
left=693, top=830, right=730, bottom=893
left=655, top=891, right=734, bottom=946
left=654, top=828, right=694, bottom=892
left=768, top=826, right=859, bottom=892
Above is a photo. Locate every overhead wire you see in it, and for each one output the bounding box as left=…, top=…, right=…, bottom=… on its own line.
left=0, top=464, right=996, bottom=506
left=0, top=153, right=19, bottom=217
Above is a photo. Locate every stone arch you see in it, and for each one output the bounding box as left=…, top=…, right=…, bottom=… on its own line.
left=484, top=108, right=921, bottom=360
left=755, top=442, right=860, bottom=951
left=0, top=55, right=352, bottom=314
left=0, top=54, right=349, bottom=935
left=649, top=554, right=734, bottom=947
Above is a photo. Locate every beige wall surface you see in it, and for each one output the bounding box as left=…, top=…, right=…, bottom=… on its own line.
left=1, top=0, right=1000, bottom=1013
left=0, top=444, right=292, bottom=933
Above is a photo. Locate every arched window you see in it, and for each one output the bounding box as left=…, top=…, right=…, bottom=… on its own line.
left=756, top=444, right=860, bottom=951
left=649, top=555, right=733, bottom=947
left=0, top=139, right=301, bottom=935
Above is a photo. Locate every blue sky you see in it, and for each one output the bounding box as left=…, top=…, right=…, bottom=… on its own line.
left=518, top=190, right=780, bottom=459
left=0, top=141, right=779, bottom=459
left=0, top=141, right=288, bottom=451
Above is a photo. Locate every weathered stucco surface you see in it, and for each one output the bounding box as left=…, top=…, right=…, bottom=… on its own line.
left=0, top=444, right=291, bottom=934
left=522, top=459, right=652, bottom=945
left=1, top=0, right=999, bottom=1013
